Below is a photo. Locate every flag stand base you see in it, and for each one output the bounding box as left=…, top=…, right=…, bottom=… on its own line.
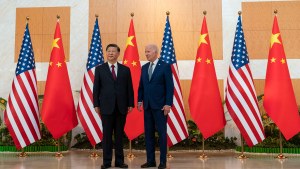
left=55, top=152, right=63, bottom=157
left=127, top=153, right=136, bottom=159
left=276, top=154, right=286, bottom=159
left=198, top=153, right=207, bottom=159
left=90, top=152, right=100, bottom=158
left=167, top=153, right=173, bottom=159
left=167, top=147, right=173, bottom=159
left=237, top=153, right=248, bottom=159
left=18, top=152, right=28, bottom=157
left=90, top=146, right=100, bottom=158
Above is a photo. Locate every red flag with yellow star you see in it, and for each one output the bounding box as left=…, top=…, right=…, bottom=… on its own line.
left=41, top=21, right=78, bottom=139
left=188, top=16, right=225, bottom=139
left=123, top=18, right=143, bottom=140
left=263, top=16, right=300, bottom=140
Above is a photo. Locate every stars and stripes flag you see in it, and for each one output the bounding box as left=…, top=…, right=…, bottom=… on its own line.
left=160, top=15, right=189, bottom=146
left=225, top=15, right=265, bottom=147
left=263, top=15, right=300, bottom=140
left=4, top=23, right=41, bottom=149
left=76, top=17, right=104, bottom=145
left=188, top=16, right=225, bottom=139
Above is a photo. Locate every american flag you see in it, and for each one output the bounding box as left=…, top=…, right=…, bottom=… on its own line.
left=4, top=23, right=41, bottom=149
left=225, top=15, right=265, bottom=147
left=160, top=15, right=189, bottom=146
left=76, top=18, right=104, bottom=145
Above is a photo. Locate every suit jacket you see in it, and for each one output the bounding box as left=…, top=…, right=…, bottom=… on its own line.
left=93, top=62, right=134, bottom=115
left=138, top=59, right=174, bottom=110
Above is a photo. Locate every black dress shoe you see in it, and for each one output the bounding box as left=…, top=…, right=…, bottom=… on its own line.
left=158, top=163, right=166, bottom=169
left=141, top=162, right=157, bottom=168
left=115, top=163, right=128, bottom=168
left=101, top=164, right=111, bottom=169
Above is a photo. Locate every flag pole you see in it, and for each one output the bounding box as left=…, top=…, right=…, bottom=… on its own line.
left=199, top=136, right=207, bottom=159
left=237, top=134, right=247, bottom=159
left=55, top=138, right=63, bottom=157
left=127, top=140, right=136, bottom=159
left=276, top=131, right=286, bottom=159
left=90, top=145, right=100, bottom=158
left=17, top=16, right=31, bottom=159
left=165, top=10, right=174, bottom=160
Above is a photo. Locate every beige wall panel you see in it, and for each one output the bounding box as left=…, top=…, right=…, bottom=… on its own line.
left=192, top=0, right=222, bottom=32
left=180, top=80, right=224, bottom=120
left=280, top=30, right=300, bottom=59
left=156, top=0, right=193, bottom=32
left=15, top=8, right=44, bottom=35
left=116, top=0, right=157, bottom=33
left=172, top=32, right=194, bottom=60
left=42, top=7, right=70, bottom=34
left=37, top=81, right=46, bottom=96
left=242, top=2, right=272, bottom=31
left=208, top=31, right=223, bottom=60
left=244, top=31, right=269, bottom=60
left=272, top=1, right=300, bottom=29
left=243, top=1, right=300, bottom=59
left=89, top=0, right=117, bottom=34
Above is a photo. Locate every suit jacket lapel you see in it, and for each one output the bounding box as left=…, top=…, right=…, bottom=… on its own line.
left=149, top=60, right=161, bottom=82
left=104, top=62, right=114, bottom=81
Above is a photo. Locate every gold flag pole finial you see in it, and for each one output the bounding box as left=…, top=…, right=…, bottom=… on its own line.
left=238, top=11, right=242, bottom=16
left=274, top=9, right=278, bottom=15
left=95, top=14, right=99, bottom=18
left=57, top=15, right=60, bottom=21
left=130, top=12, right=134, bottom=17
left=166, top=11, right=170, bottom=16
left=26, top=16, right=29, bottom=23
left=203, top=10, right=207, bottom=15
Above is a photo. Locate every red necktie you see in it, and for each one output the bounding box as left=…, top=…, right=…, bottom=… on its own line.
left=111, top=65, right=117, bottom=80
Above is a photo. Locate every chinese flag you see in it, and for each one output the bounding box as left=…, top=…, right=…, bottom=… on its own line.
left=263, top=16, right=300, bottom=140
left=123, top=18, right=144, bottom=140
left=41, top=21, right=78, bottom=139
left=188, top=16, right=225, bottom=139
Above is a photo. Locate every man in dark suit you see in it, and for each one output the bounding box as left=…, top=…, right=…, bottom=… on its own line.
left=93, top=44, right=134, bottom=169
left=138, top=44, right=174, bottom=169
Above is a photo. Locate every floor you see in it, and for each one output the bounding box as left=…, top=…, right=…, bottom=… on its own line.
left=0, top=150, right=300, bottom=169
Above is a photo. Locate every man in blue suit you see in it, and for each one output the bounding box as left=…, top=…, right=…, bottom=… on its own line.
left=138, top=44, right=174, bottom=169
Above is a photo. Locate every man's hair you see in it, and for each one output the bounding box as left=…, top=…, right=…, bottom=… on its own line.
left=146, top=44, right=159, bottom=54
left=106, top=44, right=120, bottom=52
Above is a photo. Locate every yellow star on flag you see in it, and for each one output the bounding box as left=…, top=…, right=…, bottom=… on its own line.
left=52, top=38, right=60, bottom=49
left=271, top=57, right=276, bottom=63
left=124, top=59, right=128, bottom=65
left=270, top=33, right=281, bottom=48
left=197, top=57, right=202, bottom=63
left=49, top=62, right=53, bottom=66
left=280, top=58, right=286, bottom=64
left=205, top=58, right=211, bottom=64
left=131, top=60, right=137, bottom=66
left=56, top=61, right=62, bottom=67
left=126, top=36, right=134, bottom=47
left=198, top=33, right=208, bottom=46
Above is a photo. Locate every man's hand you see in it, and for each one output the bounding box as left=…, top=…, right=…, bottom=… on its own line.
left=137, top=102, right=143, bottom=112
left=95, top=107, right=100, bottom=114
left=162, top=105, right=171, bottom=116
left=128, top=107, right=133, bottom=113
